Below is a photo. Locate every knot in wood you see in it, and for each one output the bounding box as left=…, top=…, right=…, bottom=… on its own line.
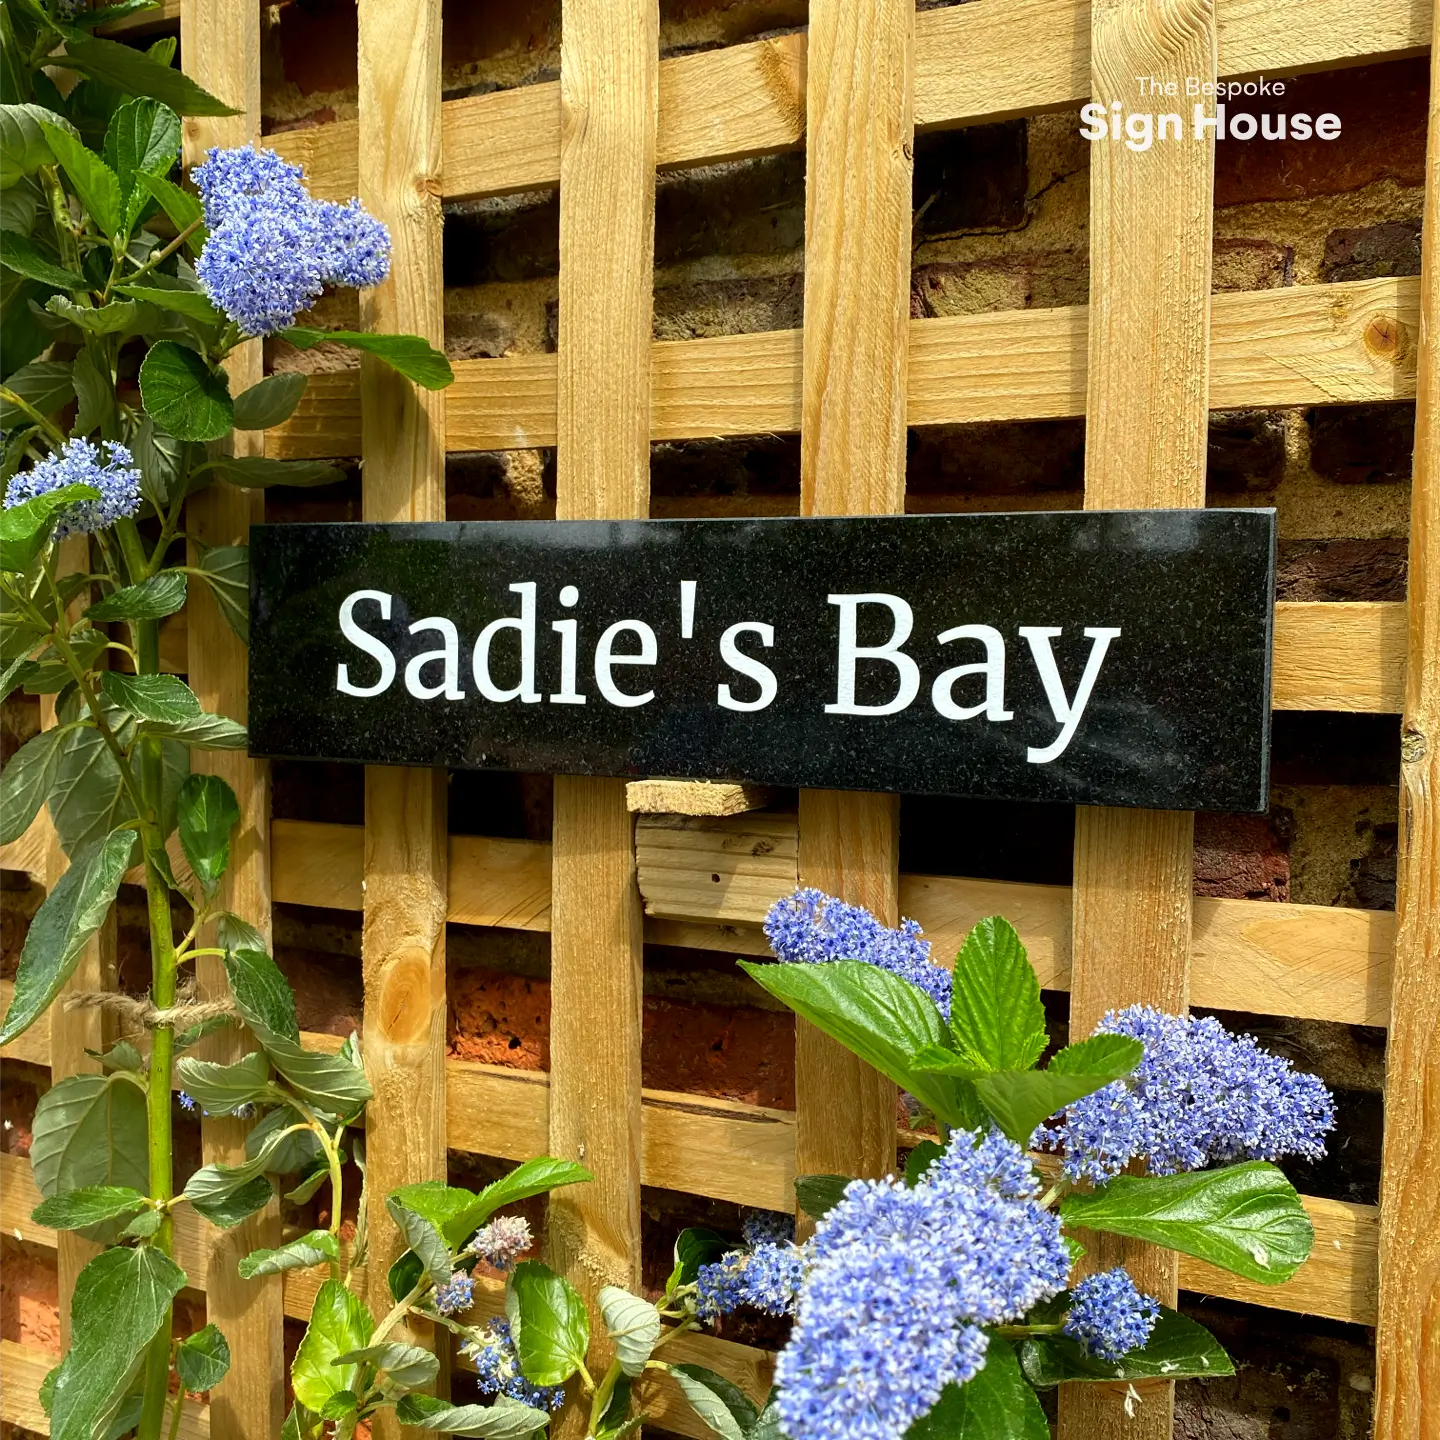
left=1401, top=728, right=1427, bottom=765
left=374, top=944, right=438, bottom=1044
left=1363, top=314, right=1407, bottom=362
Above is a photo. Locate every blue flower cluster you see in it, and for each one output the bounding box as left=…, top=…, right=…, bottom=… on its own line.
left=4, top=439, right=141, bottom=538
left=696, top=1210, right=804, bottom=1320
left=764, top=888, right=953, bottom=1018
left=192, top=145, right=390, bottom=336
left=775, top=1129, right=1070, bottom=1440
left=460, top=1318, right=565, bottom=1411
left=1063, top=1268, right=1160, bottom=1361
left=1036, top=1005, right=1335, bottom=1182
left=431, top=1272, right=475, bottom=1316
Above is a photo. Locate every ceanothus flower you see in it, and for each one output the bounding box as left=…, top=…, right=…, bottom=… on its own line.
left=1035, top=1005, right=1335, bottom=1182
left=460, top=1318, right=565, bottom=1411
left=5, top=439, right=141, bottom=538
left=764, top=888, right=952, bottom=1019
left=466, top=1214, right=530, bottom=1271
left=697, top=1209, right=805, bottom=1320
left=431, top=1272, right=475, bottom=1316
left=775, top=1128, right=1070, bottom=1440
left=1063, top=1268, right=1160, bottom=1361
left=192, top=145, right=390, bottom=336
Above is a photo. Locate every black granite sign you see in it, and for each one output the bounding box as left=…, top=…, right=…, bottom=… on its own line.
left=247, top=510, right=1275, bottom=811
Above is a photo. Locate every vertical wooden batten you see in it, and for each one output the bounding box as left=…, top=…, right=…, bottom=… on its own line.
left=356, top=0, right=449, bottom=1428
left=1058, top=2, right=1217, bottom=1439
left=792, top=0, right=914, bottom=1197
left=547, top=0, right=657, bottom=1428
left=179, top=5, right=285, bottom=1437
left=1373, top=4, right=1440, bottom=1433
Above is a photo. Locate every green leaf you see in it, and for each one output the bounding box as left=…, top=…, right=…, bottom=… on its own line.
left=507, top=1260, right=590, bottom=1388
left=1019, top=1306, right=1235, bottom=1387
left=0, top=231, right=85, bottom=289
left=221, top=944, right=300, bottom=1043
left=99, top=670, right=199, bottom=723
left=176, top=772, right=240, bottom=888
left=281, top=326, right=454, bottom=390
left=102, top=96, right=180, bottom=233
left=394, top=1393, right=551, bottom=1438
left=87, top=1038, right=145, bottom=1073
left=239, top=1229, right=340, bottom=1280
left=391, top=1180, right=478, bottom=1231
left=385, top=1193, right=452, bottom=1287
left=262, top=1032, right=372, bottom=1120
left=0, top=725, right=64, bottom=844
left=0, top=830, right=132, bottom=1045
left=29, top=1072, right=149, bottom=1198
left=442, top=1156, right=593, bottom=1247
left=72, top=348, right=112, bottom=434
left=0, top=357, right=74, bottom=427
left=123, top=1208, right=162, bottom=1238
left=0, top=481, right=100, bottom=571
left=665, top=1364, right=758, bottom=1440
left=333, top=1341, right=438, bottom=1389
left=671, top=1227, right=729, bottom=1288
left=197, top=543, right=248, bottom=642
left=907, top=1337, right=1048, bottom=1440
left=739, top=959, right=976, bottom=1128
left=904, top=1141, right=945, bottom=1187
left=795, top=1173, right=852, bottom=1222
left=138, top=340, right=233, bottom=441
left=49, top=1246, right=187, bottom=1440
left=45, top=294, right=140, bottom=335
left=292, top=1278, right=374, bottom=1413
left=196, top=454, right=345, bottom=489
left=244, top=1101, right=324, bottom=1175
left=135, top=170, right=205, bottom=252
left=751, top=1393, right=783, bottom=1440
left=137, top=707, right=248, bottom=749
left=175, top=1050, right=276, bottom=1114
left=116, top=282, right=221, bottom=324
left=1059, top=1162, right=1314, bottom=1285
left=87, top=570, right=187, bottom=622
left=185, top=1166, right=274, bottom=1228
left=320, top=1390, right=358, bottom=1422
left=58, top=35, right=240, bottom=118
left=599, top=1286, right=661, bottom=1377
left=175, top=1323, right=231, bottom=1393
left=233, top=371, right=307, bottom=430
left=73, top=2, right=165, bottom=32
left=0, top=103, right=79, bottom=187
left=36, top=119, right=123, bottom=238
left=388, top=1248, right=425, bottom=1305
left=973, top=1036, right=1143, bottom=1146
left=31, top=1185, right=148, bottom=1231
left=947, top=916, right=1047, bottom=1073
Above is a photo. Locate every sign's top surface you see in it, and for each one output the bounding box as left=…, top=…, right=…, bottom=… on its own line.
left=247, top=510, right=1275, bottom=812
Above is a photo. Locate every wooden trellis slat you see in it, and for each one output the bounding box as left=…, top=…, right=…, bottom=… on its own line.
left=354, top=0, right=450, bottom=1425
left=267, top=275, right=1422, bottom=458
left=789, top=0, right=913, bottom=1204
left=1059, top=1, right=1217, bottom=1437
left=1374, top=2, right=1440, bottom=1433
left=268, top=0, right=1428, bottom=204
left=545, top=3, right=657, bottom=1426
left=178, top=6, right=285, bottom=1437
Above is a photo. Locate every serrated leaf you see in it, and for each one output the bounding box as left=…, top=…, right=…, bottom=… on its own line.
left=137, top=707, right=247, bottom=749
left=232, top=371, right=307, bottom=429
left=99, top=670, right=199, bottom=723
left=281, top=326, right=453, bottom=390
left=599, top=1286, right=661, bottom=1377
left=739, top=959, right=977, bottom=1129
left=1019, top=1306, right=1235, bottom=1387
left=1059, top=1162, right=1313, bottom=1284
left=907, top=1337, right=1048, bottom=1440
left=291, top=1277, right=373, bottom=1413
left=442, top=1156, right=592, bottom=1247
left=671, top=1227, right=729, bottom=1288
left=138, top=339, right=232, bottom=441
left=197, top=543, right=247, bottom=641
left=974, top=1037, right=1144, bottom=1146
left=135, top=170, right=205, bottom=252
left=385, top=1194, right=452, bottom=1287
left=666, top=1364, right=758, bottom=1440
left=32, top=1185, right=148, bottom=1231
left=263, top=1033, right=372, bottom=1120
left=221, top=943, right=300, bottom=1043
left=36, top=119, right=122, bottom=237
left=71, top=348, right=112, bottom=435
left=331, top=1342, right=437, bottom=1390
left=507, top=1260, right=589, bottom=1388
left=123, top=1208, right=162, bottom=1238
left=102, top=96, right=179, bottom=233
left=904, top=1140, right=945, bottom=1187
left=394, top=1393, right=551, bottom=1437
left=0, top=357, right=74, bottom=427
left=30, top=1072, right=149, bottom=1199
left=45, top=295, right=139, bottom=336
left=175, top=1323, right=230, bottom=1392
left=116, top=282, right=221, bottom=324
left=176, top=1050, right=276, bottom=1114
left=175, top=771, right=239, bottom=888
left=0, top=724, right=64, bottom=844
left=87, top=570, right=187, bottom=622
left=794, top=1173, right=852, bottom=1221
left=239, top=1229, right=340, bottom=1279
left=49, top=1246, right=186, bottom=1440
left=184, top=1166, right=273, bottom=1228
left=57, top=34, right=239, bottom=118
left=0, top=830, right=132, bottom=1044
left=0, top=481, right=100, bottom=571
left=0, top=103, right=80, bottom=187
left=0, top=231, right=85, bottom=289
left=947, top=916, right=1047, bottom=1073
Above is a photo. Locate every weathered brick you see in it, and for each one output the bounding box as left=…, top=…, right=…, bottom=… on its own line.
left=1321, top=220, right=1422, bottom=283
left=906, top=419, right=1085, bottom=496
left=1193, top=812, right=1290, bottom=901
left=1309, top=402, right=1415, bottom=484
left=1277, top=538, right=1408, bottom=601
left=1212, top=236, right=1293, bottom=292
left=912, top=121, right=1029, bottom=239
left=1207, top=409, right=1288, bottom=492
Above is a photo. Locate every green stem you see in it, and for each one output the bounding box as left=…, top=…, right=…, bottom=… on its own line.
left=135, top=614, right=178, bottom=1440
left=587, top=1360, right=624, bottom=1436
left=114, top=216, right=204, bottom=295
left=370, top=1277, right=429, bottom=1348
left=0, top=387, right=68, bottom=447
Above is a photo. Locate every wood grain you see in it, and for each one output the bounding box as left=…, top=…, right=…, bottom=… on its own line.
left=1374, top=5, right=1440, bottom=1432
left=269, top=276, right=1422, bottom=459
left=355, top=0, right=449, bottom=1426
left=546, top=2, right=657, bottom=1425
left=178, top=6, right=285, bottom=1435
left=1272, top=601, right=1408, bottom=712
left=791, top=0, right=912, bottom=1207
left=1061, top=2, right=1217, bottom=1436
left=626, top=780, right=775, bottom=816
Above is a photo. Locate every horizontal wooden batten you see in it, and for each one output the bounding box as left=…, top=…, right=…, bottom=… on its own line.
left=269, top=277, right=1420, bottom=459
left=268, top=1, right=1429, bottom=203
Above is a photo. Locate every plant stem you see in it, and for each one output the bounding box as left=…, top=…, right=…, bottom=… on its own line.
left=0, top=387, right=68, bottom=447
left=135, top=613, right=179, bottom=1440
left=587, top=1359, right=624, bottom=1436
left=115, top=216, right=204, bottom=294
left=370, top=1277, right=430, bottom=1348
